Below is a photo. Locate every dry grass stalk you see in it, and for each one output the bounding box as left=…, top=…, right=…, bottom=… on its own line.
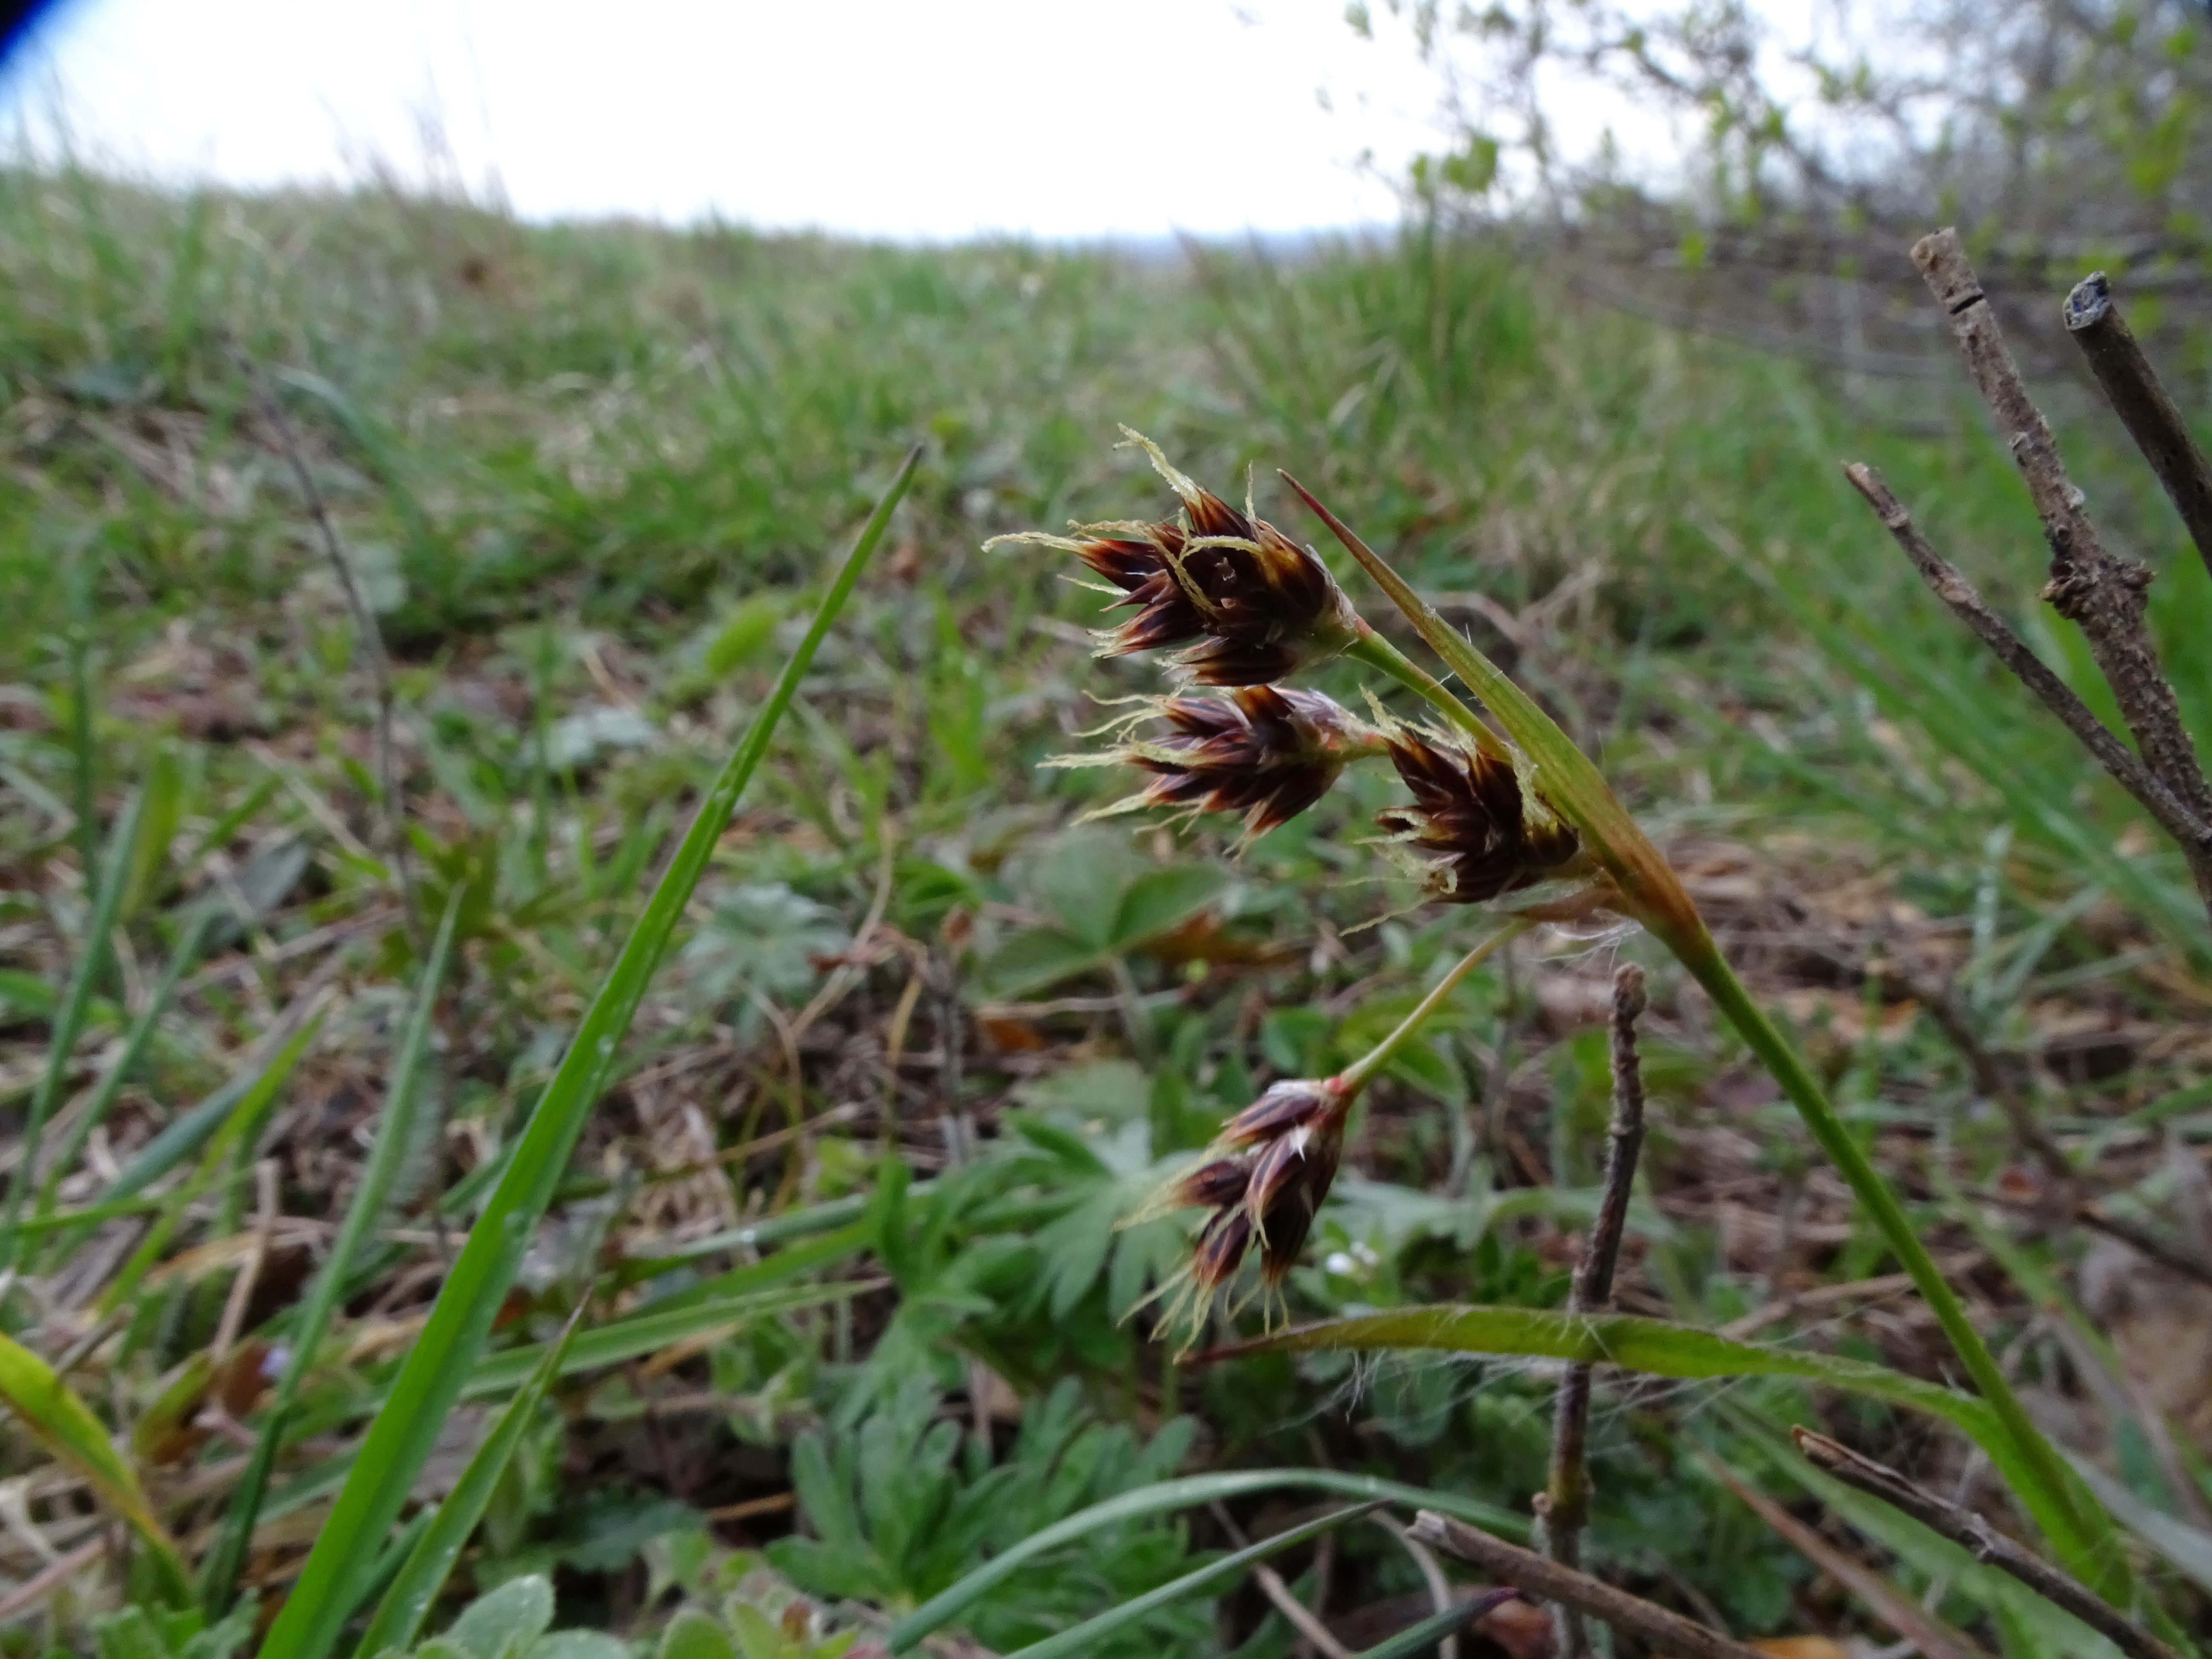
left=1540, top=962, right=1647, bottom=1658
left=236, top=349, right=424, bottom=951
left=1793, top=1429, right=2186, bottom=1659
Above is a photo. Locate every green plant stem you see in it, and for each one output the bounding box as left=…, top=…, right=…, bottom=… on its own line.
left=1337, top=919, right=1529, bottom=1094
left=1687, top=947, right=2107, bottom=1583
left=1345, top=628, right=1513, bottom=760
left=1306, top=490, right=2116, bottom=1592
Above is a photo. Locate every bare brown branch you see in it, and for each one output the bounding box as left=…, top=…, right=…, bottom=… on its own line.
left=1408, top=1511, right=1768, bottom=1659
left=1911, top=228, right=2212, bottom=834
left=1842, top=460, right=2212, bottom=921
left=1542, top=961, right=1647, bottom=1657
left=1794, top=1429, right=2183, bottom=1659
left=2064, top=272, right=2212, bottom=588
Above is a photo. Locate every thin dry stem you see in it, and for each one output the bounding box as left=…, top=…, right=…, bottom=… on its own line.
left=2074, top=1201, right=2212, bottom=1295
left=1794, top=1429, right=2184, bottom=1659
left=1368, top=1512, right=1462, bottom=1659
left=1408, top=1511, right=1768, bottom=1659
left=1211, top=1501, right=1353, bottom=1659
left=1843, top=461, right=2212, bottom=919
left=2064, top=272, right=2212, bottom=589
left=237, top=351, right=424, bottom=951
left=1542, top=962, right=1647, bottom=1658
left=1911, top=229, right=2212, bottom=836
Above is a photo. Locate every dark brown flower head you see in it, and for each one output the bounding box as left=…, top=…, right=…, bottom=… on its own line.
left=992, top=429, right=1360, bottom=686
left=1377, top=725, right=1582, bottom=904
left=1114, top=685, right=1370, bottom=839
left=1132, top=1077, right=1352, bottom=1347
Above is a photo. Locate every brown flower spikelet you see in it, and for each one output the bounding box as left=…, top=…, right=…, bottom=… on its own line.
left=1137, top=1079, right=1349, bottom=1344
left=1057, top=431, right=1359, bottom=685
left=1125, top=686, right=1362, bottom=837
left=1378, top=725, right=1581, bottom=903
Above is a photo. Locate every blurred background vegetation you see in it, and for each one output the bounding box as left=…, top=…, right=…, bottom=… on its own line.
left=4, top=2, right=2212, bottom=1654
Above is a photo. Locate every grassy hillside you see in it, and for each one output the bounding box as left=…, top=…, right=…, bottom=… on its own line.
left=1, top=170, right=2208, bottom=1654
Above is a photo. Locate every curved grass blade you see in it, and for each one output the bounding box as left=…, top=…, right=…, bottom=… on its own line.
left=0, top=1330, right=189, bottom=1602
left=887, top=1471, right=1527, bottom=1654
left=1212, top=1304, right=2052, bottom=1510
left=260, top=445, right=922, bottom=1659
left=0, top=785, right=147, bottom=1269
left=353, top=1305, right=585, bottom=1659
left=999, top=1502, right=1381, bottom=1659
left=199, top=889, right=464, bottom=1613
left=1351, top=1589, right=1519, bottom=1659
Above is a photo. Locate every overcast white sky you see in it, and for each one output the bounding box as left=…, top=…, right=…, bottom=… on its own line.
left=0, top=0, right=1455, bottom=239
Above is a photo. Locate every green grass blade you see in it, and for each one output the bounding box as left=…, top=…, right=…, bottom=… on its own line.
left=1218, top=1304, right=2048, bottom=1505
left=89, top=983, right=335, bottom=1210
left=456, top=1279, right=871, bottom=1398
left=259, top=445, right=920, bottom=1659
left=2066, top=1456, right=2212, bottom=1598
left=353, top=1305, right=585, bottom=1659
left=1350, top=1590, right=1519, bottom=1659
left=629, top=1218, right=872, bottom=1307
left=0, top=1330, right=190, bottom=1603
left=1, top=785, right=147, bottom=1269
left=35, top=907, right=212, bottom=1225
left=199, top=890, right=464, bottom=1613
left=998, top=1502, right=1381, bottom=1659
left=886, top=1471, right=1527, bottom=1653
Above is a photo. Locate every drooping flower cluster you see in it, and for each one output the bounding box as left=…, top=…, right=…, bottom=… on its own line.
left=1132, top=1079, right=1351, bottom=1345
left=1014, top=430, right=1604, bottom=1345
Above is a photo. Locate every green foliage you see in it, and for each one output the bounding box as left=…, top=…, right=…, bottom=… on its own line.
left=773, top=1377, right=1208, bottom=1653
left=6, top=163, right=2212, bottom=1657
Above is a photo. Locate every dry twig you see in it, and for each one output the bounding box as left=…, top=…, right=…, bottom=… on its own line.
left=1910, top=229, right=2212, bottom=835
left=2064, top=272, right=2212, bottom=586
left=0, top=1536, right=107, bottom=1622
left=1407, top=1511, right=1768, bottom=1659
left=1540, top=962, right=1647, bottom=1657
left=1700, top=1449, right=1994, bottom=1659
left=1793, top=1428, right=2183, bottom=1659
left=1842, top=462, right=2212, bottom=917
